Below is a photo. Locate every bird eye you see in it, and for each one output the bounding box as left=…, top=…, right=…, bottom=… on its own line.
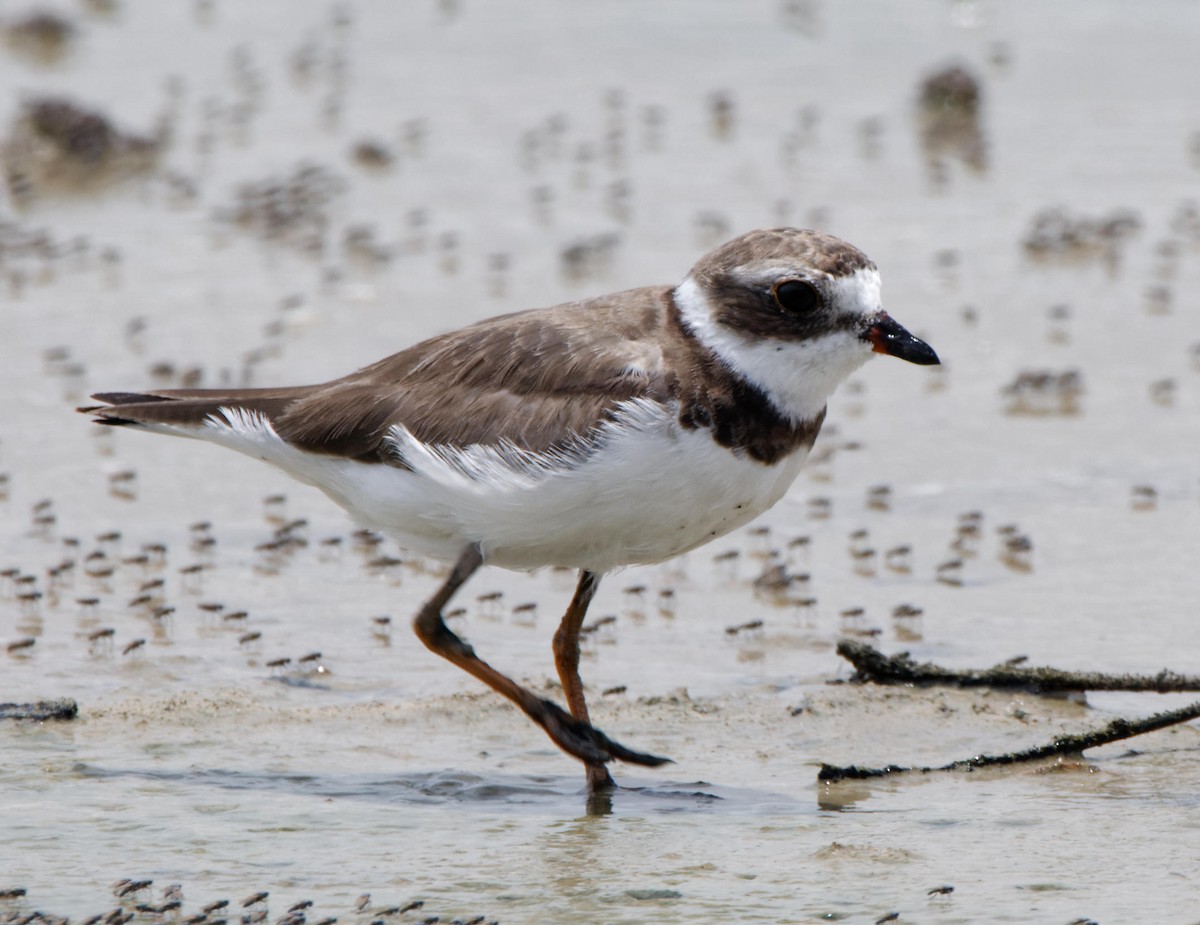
left=773, top=279, right=821, bottom=313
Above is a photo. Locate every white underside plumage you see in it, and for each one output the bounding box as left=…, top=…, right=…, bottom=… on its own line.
left=149, top=400, right=809, bottom=573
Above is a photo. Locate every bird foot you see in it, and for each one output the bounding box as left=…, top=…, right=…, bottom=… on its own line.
left=535, top=696, right=671, bottom=768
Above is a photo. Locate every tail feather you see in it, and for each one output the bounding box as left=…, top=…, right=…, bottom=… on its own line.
left=79, top=388, right=311, bottom=431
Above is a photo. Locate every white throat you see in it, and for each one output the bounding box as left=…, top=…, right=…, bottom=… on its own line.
left=674, top=274, right=875, bottom=423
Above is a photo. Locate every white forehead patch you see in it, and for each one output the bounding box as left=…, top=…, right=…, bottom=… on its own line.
left=827, top=267, right=883, bottom=318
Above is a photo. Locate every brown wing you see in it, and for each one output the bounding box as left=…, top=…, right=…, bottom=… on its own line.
left=84, top=285, right=679, bottom=463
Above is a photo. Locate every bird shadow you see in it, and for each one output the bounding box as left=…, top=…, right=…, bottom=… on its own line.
left=70, top=762, right=803, bottom=817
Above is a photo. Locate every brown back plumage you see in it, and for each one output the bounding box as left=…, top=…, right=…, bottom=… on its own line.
left=85, top=287, right=679, bottom=462
left=84, top=238, right=835, bottom=466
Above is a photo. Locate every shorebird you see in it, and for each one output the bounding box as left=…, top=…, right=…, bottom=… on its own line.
left=81, top=228, right=939, bottom=792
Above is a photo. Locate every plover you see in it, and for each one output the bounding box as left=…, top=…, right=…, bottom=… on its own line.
left=81, top=228, right=939, bottom=792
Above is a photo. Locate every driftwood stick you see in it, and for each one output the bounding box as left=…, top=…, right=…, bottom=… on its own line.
left=819, top=698, right=1200, bottom=782
left=0, top=699, right=78, bottom=721
left=836, top=639, right=1200, bottom=693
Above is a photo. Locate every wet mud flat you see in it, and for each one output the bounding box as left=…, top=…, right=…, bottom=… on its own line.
left=3, top=0, right=1200, bottom=922
left=4, top=682, right=1199, bottom=922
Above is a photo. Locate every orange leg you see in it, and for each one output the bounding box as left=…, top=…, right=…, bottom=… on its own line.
left=412, top=546, right=669, bottom=782
left=552, top=570, right=615, bottom=792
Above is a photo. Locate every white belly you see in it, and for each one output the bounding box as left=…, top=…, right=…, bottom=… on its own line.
left=198, top=401, right=810, bottom=573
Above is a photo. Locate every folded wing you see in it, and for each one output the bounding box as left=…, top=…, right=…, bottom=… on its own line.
left=81, top=287, right=677, bottom=464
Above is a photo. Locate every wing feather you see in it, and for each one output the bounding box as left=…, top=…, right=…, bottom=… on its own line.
left=83, top=286, right=678, bottom=463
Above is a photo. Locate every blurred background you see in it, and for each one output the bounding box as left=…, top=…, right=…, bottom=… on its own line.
left=2, top=1, right=1199, bottom=922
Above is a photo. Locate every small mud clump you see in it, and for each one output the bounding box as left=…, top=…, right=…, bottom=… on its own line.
left=1, top=10, right=77, bottom=64
left=917, top=63, right=987, bottom=176
left=2, top=96, right=165, bottom=204
left=1001, top=368, right=1084, bottom=416
left=217, top=163, right=348, bottom=255
left=1022, top=205, right=1142, bottom=265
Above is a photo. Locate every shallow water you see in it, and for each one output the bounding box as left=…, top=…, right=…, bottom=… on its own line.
left=2, top=0, right=1200, bottom=921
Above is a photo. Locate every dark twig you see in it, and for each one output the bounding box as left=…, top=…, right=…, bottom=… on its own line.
left=836, top=639, right=1200, bottom=693
left=0, top=698, right=78, bottom=721
left=819, top=699, right=1200, bottom=782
